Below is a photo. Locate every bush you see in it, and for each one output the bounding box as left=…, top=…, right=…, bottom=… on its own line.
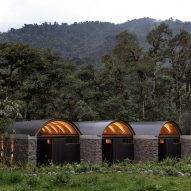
left=53, top=172, right=71, bottom=186
left=73, top=162, right=91, bottom=173
left=25, top=176, right=40, bottom=187
left=4, top=170, right=23, bottom=184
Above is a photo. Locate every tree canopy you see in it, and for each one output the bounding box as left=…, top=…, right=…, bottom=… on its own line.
left=0, top=22, right=191, bottom=132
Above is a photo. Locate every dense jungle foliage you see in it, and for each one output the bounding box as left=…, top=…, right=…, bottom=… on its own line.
left=0, top=22, right=191, bottom=133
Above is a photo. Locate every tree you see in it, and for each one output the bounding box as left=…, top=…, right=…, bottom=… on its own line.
left=146, top=23, right=172, bottom=98
left=0, top=99, right=22, bottom=133
left=167, top=30, right=191, bottom=120
left=102, top=31, right=150, bottom=120
left=0, top=43, right=60, bottom=120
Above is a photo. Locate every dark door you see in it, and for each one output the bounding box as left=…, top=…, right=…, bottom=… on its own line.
left=159, top=138, right=181, bottom=161
left=159, top=139, right=166, bottom=161
left=37, top=139, right=52, bottom=165
left=102, top=139, right=113, bottom=163
left=102, top=138, right=134, bottom=163
left=113, top=138, right=134, bottom=162
left=52, top=138, right=80, bottom=164
left=166, top=138, right=181, bottom=158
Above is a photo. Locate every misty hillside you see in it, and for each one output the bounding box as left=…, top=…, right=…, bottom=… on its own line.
left=1, top=17, right=191, bottom=64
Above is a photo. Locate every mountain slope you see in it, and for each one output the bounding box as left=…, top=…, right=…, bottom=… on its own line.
left=1, top=18, right=191, bottom=64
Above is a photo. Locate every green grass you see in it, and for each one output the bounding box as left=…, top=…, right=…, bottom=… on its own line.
left=1, top=158, right=191, bottom=191
left=0, top=173, right=191, bottom=191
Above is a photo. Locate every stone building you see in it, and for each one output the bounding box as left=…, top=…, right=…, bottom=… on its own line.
left=131, top=121, right=182, bottom=162
left=6, top=119, right=81, bottom=166
left=74, top=120, right=135, bottom=163
left=2, top=119, right=186, bottom=166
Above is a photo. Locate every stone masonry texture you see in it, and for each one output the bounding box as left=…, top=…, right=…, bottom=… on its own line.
left=80, top=135, right=102, bottom=163
left=14, top=139, right=28, bottom=164
left=4, top=135, right=37, bottom=166
left=28, top=138, right=37, bottom=166
left=134, top=135, right=158, bottom=162
left=181, top=135, right=191, bottom=157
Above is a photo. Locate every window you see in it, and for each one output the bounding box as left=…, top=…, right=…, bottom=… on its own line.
left=105, top=139, right=112, bottom=144
left=159, top=139, right=165, bottom=144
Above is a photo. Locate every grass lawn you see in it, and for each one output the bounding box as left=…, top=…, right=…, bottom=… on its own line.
left=1, top=158, right=191, bottom=190
left=0, top=172, right=191, bottom=191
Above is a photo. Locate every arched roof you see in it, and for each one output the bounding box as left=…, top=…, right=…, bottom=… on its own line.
left=7, top=119, right=80, bottom=136
left=73, top=120, right=135, bottom=137
left=130, top=121, right=182, bottom=136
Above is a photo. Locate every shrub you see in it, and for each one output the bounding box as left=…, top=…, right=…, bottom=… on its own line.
left=25, top=175, right=40, bottom=187
left=73, top=162, right=90, bottom=173
left=53, top=172, right=71, bottom=186
left=4, top=170, right=23, bottom=184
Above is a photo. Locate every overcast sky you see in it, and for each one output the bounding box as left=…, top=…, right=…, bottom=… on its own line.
left=0, top=0, right=191, bottom=32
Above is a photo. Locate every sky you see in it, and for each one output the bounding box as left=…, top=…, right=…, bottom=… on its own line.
left=0, top=0, right=191, bottom=32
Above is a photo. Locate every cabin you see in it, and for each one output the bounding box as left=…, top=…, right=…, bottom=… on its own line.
left=74, top=120, right=135, bottom=163
left=130, top=121, right=182, bottom=161
left=7, top=119, right=81, bottom=166
left=4, top=119, right=186, bottom=166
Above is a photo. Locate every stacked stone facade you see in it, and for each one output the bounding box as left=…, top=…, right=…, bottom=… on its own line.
left=180, top=135, right=191, bottom=157
left=28, top=137, right=37, bottom=166
left=134, top=135, right=158, bottom=162
left=80, top=135, right=102, bottom=163
left=4, top=135, right=37, bottom=166
left=3, top=134, right=191, bottom=166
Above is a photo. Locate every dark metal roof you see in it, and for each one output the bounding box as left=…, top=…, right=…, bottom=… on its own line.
left=130, top=121, right=181, bottom=136
left=7, top=119, right=79, bottom=136
left=73, top=120, right=135, bottom=136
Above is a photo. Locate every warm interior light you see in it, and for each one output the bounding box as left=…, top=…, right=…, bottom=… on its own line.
left=47, top=139, right=52, bottom=144
left=0, top=139, right=4, bottom=158
left=160, top=123, right=180, bottom=136
left=103, top=121, right=133, bottom=137
left=10, top=141, right=14, bottom=161
left=159, top=139, right=165, bottom=144
left=105, top=139, right=112, bottom=144
left=38, top=120, right=79, bottom=136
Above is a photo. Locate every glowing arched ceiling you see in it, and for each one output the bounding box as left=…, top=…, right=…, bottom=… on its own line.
left=37, top=120, right=79, bottom=136
left=103, top=121, right=134, bottom=137
left=160, top=122, right=181, bottom=136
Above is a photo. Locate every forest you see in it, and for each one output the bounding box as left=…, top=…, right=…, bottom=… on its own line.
left=0, top=22, right=191, bottom=133
left=1, top=18, right=191, bottom=64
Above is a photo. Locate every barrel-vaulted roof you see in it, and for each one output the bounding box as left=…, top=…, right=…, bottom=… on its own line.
left=130, top=121, right=182, bottom=136
left=73, top=120, right=135, bottom=136
left=7, top=119, right=80, bottom=136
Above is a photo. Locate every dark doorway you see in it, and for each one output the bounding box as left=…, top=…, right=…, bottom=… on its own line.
left=102, top=138, right=134, bottom=163
left=37, top=139, right=52, bottom=165
left=52, top=137, right=80, bottom=164
left=159, top=138, right=181, bottom=161
left=37, top=136, right=80, bottom=165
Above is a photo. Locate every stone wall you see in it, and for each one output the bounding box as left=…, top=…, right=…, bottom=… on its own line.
left=14, top=138, right=28, bottom=164
left=80, top=135, right=102, bottom=163
left=181, top=135, right=191, bottom=157
left=134, top=135, right=158, bottom=162
left=28, top=137, right=37, bottom=166
left=4, top=135, right=37, bottom=166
